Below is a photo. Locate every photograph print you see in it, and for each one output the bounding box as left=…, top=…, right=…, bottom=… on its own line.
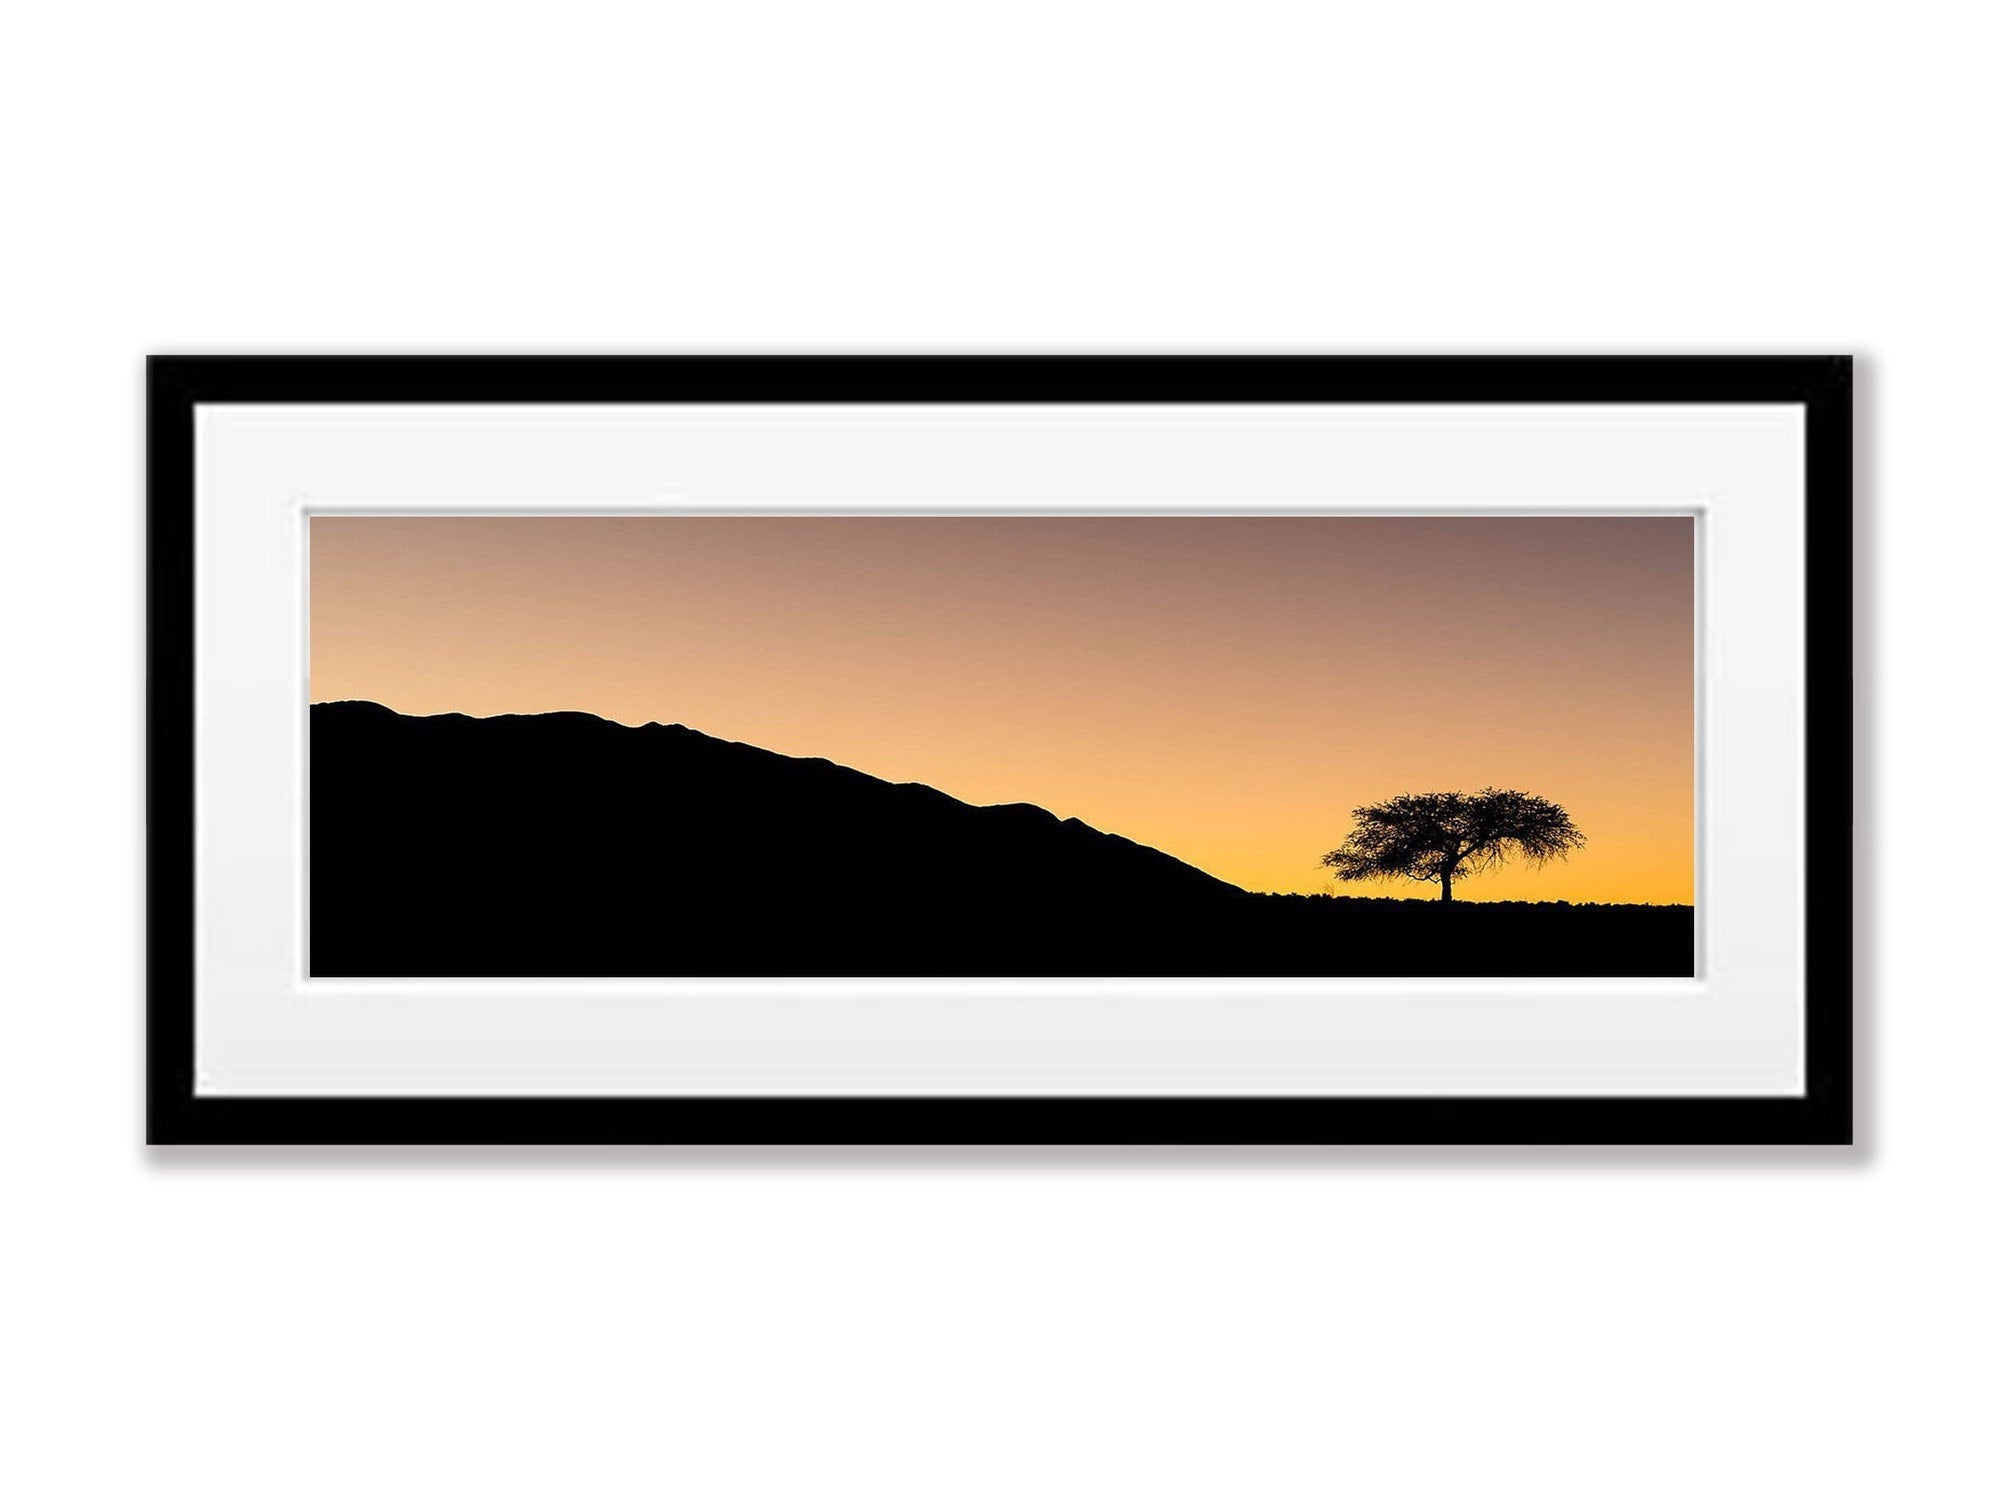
left=309, top=514, right=1694, bottom=981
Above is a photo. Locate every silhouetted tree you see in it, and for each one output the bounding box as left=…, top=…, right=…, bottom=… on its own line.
left=1320, top=789, right=1584, bottom=902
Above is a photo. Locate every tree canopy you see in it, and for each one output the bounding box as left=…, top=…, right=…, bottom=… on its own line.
left=1320, top=788, right=1585, bottom=902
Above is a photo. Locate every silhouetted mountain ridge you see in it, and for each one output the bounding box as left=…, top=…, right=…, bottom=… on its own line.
left=310, top=701, right=1246, bottom=976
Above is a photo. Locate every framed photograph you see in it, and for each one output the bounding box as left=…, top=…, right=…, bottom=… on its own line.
left=148, top=356, right=1852, bottom=1144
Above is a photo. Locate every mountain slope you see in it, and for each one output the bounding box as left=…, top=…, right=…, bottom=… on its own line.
left=309, top=700, right=1246, bottom=976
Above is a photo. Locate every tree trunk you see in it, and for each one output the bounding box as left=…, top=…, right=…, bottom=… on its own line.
left=1439, top=868, right=1453, bottom=903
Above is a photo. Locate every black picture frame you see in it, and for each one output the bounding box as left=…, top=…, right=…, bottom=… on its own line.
left=148, top=355, right=1853, bottom=1145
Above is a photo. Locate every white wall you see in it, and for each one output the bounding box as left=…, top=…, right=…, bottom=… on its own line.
left=1, top=3, right=1983, bottom=1494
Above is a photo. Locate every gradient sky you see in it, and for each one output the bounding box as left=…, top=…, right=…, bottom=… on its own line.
left=311, top=516, right=1693, bottom=903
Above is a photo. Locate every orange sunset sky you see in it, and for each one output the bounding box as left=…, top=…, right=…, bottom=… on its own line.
left=310, top=516, right=1694, bottom=904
